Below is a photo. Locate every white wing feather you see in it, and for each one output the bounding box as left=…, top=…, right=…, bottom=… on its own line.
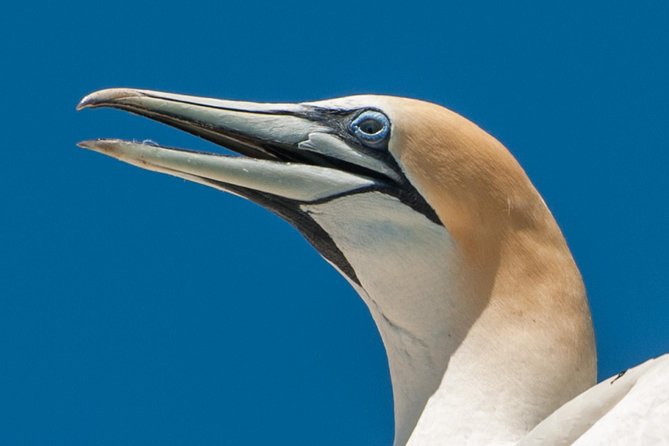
left=520, top=354, right=669, bottom=445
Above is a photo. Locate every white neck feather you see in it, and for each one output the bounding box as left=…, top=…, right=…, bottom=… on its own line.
left=303, top=191, right=594, bottom=445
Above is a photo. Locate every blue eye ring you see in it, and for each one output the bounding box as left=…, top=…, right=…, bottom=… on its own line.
left=350, top=111, right=390, bottom=147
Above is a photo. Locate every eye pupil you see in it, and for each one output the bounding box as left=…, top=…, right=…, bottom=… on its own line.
left=360, top=119, right=382, bottom=134
left=360, top=119, right=383, bottom=135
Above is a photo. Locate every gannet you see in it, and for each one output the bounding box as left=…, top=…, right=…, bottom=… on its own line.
left=77, top=88, right=669, bottom=445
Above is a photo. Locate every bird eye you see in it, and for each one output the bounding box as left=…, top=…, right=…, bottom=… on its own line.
left=350, top=111, right=390, bottom=146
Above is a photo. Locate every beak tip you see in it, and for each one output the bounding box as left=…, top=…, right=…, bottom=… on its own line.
left=77, top=139, right=124, bottom=156
left=75, top=98, right=91, bottom=111
left=76, top=88, right=144, bottom=111
left=76, top=140, right=95, bottom=150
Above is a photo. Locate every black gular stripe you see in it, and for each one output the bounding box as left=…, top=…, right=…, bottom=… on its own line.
left=304, top=182, right=442, bottom=227
left=199, top=175, right=442, bottom=286
left=201, top=179, right=361, bottom=285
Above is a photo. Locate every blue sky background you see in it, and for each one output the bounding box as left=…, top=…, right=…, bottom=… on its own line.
left=1, top=2, right=668, bottom=445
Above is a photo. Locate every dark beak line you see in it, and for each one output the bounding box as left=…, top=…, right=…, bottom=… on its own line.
left=77, top=88, right=307, bottom=116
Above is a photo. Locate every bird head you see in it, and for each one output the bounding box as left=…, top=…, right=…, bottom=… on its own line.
left=77, top=90, right=457, bottom=284
left=77, top=89, right=550, bottom=274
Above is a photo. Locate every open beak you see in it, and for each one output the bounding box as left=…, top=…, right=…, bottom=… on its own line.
left=76, top=88, right=394, bottom=203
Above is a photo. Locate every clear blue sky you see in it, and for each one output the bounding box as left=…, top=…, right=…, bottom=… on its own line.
left=1, top=2, right=668, bottom=445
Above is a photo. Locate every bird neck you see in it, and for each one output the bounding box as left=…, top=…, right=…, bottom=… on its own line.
left=306, top=190, right=596, bottom=446
left=405, top=223, right=597, bottom=445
